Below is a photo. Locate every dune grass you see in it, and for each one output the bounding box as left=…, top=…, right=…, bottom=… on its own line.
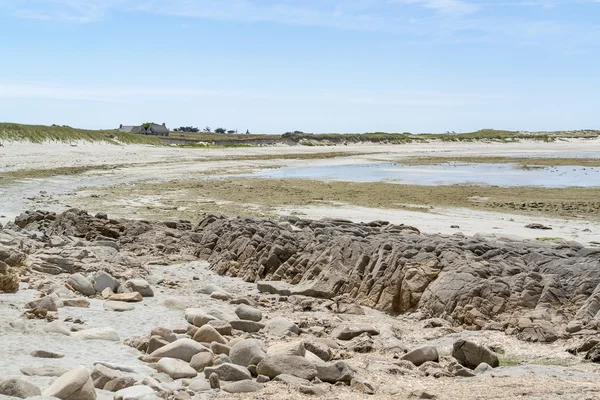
left=0, top=123, right=162, bottom=145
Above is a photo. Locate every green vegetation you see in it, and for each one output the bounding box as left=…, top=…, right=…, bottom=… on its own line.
left=536, top=237, right=564, bottom=242
left=282, top=129, right=600, bottom=145
left=0, top=123, right=162, bottom=145
left=76, top=177, right=600, bottom=222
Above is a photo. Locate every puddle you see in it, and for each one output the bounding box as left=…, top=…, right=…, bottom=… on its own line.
left=251, top=162, right=600, bottom=188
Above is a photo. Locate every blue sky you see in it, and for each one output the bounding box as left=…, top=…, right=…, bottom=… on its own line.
left=0, top=0, right=599, bottom=133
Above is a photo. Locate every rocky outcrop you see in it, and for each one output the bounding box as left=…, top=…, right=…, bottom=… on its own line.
left=189, top=215, right=600, bottom=336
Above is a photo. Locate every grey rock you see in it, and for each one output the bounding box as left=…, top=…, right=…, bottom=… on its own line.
left=150, top=339, right=210, bottom=362
left=124, top=279, right=153, bottom=297
left=203, top=363, right=251, bottom=382
left=221, top=381, right=264, bottom=394
left=315, top=361, right=354, bottom=383
left=452, top=340, right=499, bottom=369
left=229, top=339, right=267, bottom=367
left=157, top=358, right=198, bottom=379
left=114, top=385, right=156, bottom=400
left=0, top=379, right=42, bottom=398
left=92, top=271, right=119, bottom=293
left=331, top=324, right=379, bottom=340
left=265, top=317, right=299, bottom=337
left=256, top=354, right=317, bottom=380
left=42, top=366, right=97, bottom=400
left=402, top=346, right=439, bottom=367
left=190, top=352, right=214, bottom=372
left=234, top=304, right=262, bottom=322
left=229, top=320, right=264, bottom=333
left=67, top=273, right=95, bottom=297
left=31, top=350, right=65, bottom=359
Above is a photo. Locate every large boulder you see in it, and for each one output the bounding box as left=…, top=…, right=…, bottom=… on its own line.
left=229, top=339, right=267, bottom=367
left=452, top=340, right=499, bottom=369
left=0, top=379, right=41, bottom=398
left=150, top=338, right=210, bottom=362
left=256, top=354, right=317, bottom=380
left=42, top=366, right=97, bottom=400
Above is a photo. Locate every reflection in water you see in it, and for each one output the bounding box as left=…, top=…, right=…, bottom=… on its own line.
left=252, top=162, right=600, bottom=188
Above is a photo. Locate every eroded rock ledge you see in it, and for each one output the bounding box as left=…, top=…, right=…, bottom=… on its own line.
left=5, top=209, right=600, bottom=343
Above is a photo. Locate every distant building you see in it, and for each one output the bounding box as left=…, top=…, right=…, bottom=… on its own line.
left=119, top=123, right=169, bottom=137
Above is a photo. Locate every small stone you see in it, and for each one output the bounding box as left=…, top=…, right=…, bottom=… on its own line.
left=71, top=327, right=120, bottom=341
left=229, top=320, right=265, bottom=333
left=67, top=273, right=95, bottom=296
left=0, top=378, right=42, bottom=398
left=256, top=354, right=317, bottom=380
left=331, top=324, right=379, bottom=341
left=109, top=292, right=143, bottom=302
left=124, top=279, right=154, bottom=297
left=63, top=298, right=90, bottom=308
left=103, top=377, right=137, bottom=392
left=210, top=291, right=230, bottom=300
left=209, top=373, right=220, bottom=389
left=31, top=350, right=65, bottom=359
left=44, top=321, right=71, bottom=336
left=256, top=375, right=270, bottom=383
left=351, top=376, right=377, bottom=394
left=211, top=342, right=231, bottom=355
left=221, top=381, right=264, bottom=394
left=104, top=301, right=135, bottom=312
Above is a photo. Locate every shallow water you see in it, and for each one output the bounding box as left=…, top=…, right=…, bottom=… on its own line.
left=252, top=162, right=600, bottom=188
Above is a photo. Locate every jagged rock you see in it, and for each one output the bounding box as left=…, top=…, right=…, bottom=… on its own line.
left=0, top=379, right=41, bottom=398
left=452, top=340, right=499, bottom=369
left=402, top=346, right=439, bottom=367
left=42, top=366, right=97, bottom=400
left=256, top=354, right=317, bottom=380
left=0, top=261, right=19, bottom=293
left=203, top=363, right=252, bottom=381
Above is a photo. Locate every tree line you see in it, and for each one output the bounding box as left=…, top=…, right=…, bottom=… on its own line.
left=173, top=126, right=251, bottom=134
